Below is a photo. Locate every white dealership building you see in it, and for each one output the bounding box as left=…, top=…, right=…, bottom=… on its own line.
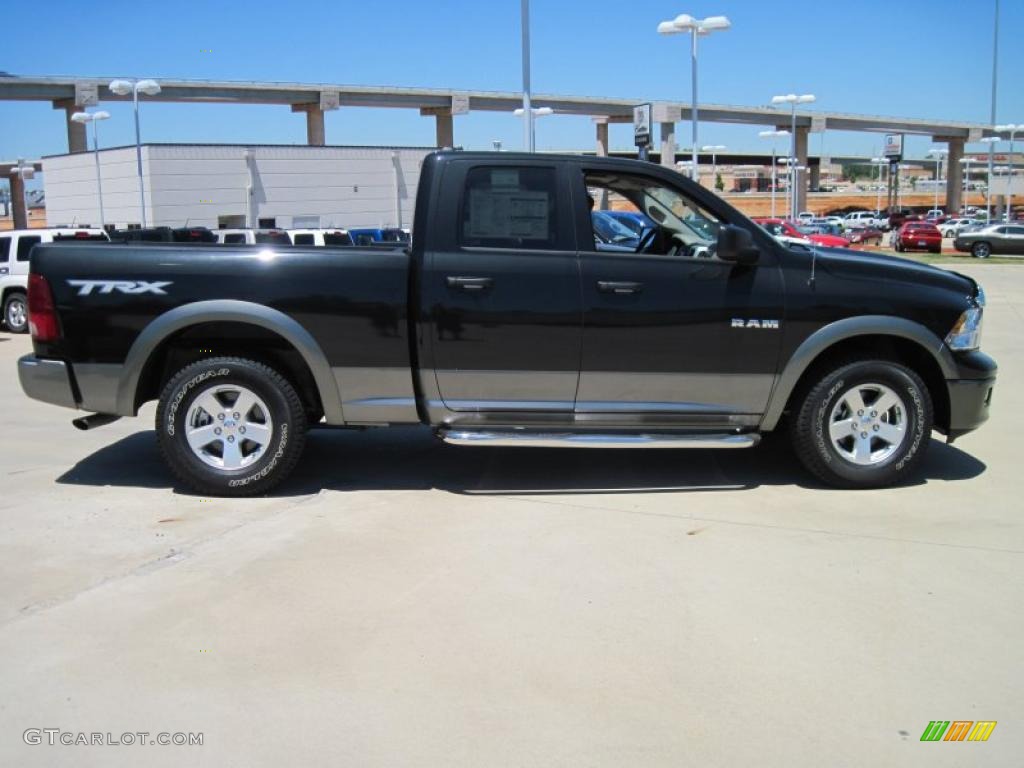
left=41, top=144, right=432, bottom=230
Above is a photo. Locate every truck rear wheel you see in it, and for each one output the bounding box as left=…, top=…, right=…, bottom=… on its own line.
left=155, top=357, right=307, bottom=496
left=790, top=359, right=932, bottom=488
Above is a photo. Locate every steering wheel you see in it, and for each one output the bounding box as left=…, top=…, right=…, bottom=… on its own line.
left=635, top=227, right=658, bottom=254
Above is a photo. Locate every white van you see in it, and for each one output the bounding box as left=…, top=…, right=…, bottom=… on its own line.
left=0, top=228, right=109, bottom=333
left=286, top=229, right=354, bottom=247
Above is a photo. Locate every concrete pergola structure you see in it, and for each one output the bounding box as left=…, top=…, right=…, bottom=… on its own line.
left=1, top=160, right=43, bottom=229
left=1, top=75, right=999, bottom=218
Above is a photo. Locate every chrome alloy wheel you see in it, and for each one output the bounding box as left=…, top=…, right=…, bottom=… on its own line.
left=828, top=382, right=907, bottom=466
left=6, top=297, right=26, bottom=330
left=184, top=384, right=273, bottom=470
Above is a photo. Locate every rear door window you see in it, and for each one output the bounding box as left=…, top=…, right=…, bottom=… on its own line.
left=17, top=235, right=41, bottom=261
left=293, top=234, right=315, bottom=246
left=224, top=233, right=247, bottom=244
left=460, top=166, right=562, bottom=250
left=324, top=232, right=353, bottom=246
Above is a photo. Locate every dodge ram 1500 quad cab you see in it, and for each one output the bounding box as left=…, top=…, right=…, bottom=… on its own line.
left=18, top=151, right=995, bottom=495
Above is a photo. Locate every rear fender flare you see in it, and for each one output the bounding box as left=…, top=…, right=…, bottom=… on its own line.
left=117, top=300, right=345, bottom=423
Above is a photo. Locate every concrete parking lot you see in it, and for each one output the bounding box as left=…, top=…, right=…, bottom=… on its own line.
left=0, top=264, right=1021, bottom=767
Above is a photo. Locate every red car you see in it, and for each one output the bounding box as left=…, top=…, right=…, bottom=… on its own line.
left=895, top=221, right=942, bottom=254
left=754, top=217, right=850, bottom=248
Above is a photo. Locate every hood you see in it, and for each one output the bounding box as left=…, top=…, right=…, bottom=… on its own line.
left=812, top=245, right=976, bottom=296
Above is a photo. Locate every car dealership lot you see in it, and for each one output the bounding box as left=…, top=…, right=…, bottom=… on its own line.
left=0, top=263, right=1021, bottom=767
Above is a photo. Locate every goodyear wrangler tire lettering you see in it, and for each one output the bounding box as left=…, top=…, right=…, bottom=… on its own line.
left=155, top=358, right=307, bottom=497
left=790, top=360, right=933, bottom=489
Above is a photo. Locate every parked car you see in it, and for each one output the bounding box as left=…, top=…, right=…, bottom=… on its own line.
left=213, top=229, right=293, bottom=245
left=19, top=151, right=995, bottom=494
left=847, top=226, right=885, bottom=247
left=110, top=226, right=218, bottom=243
left=938, top=218, right=978, bottom=238
left=348, top=228, right=411, bottom=246
left=755, top=218, right=848, bottom=248
left=796, top=225, right=850, bottom=248
left=924, top=209, right=945, bottom=220
left=287, top=229, right=355, bottom=247
left=842, top=211, right=878, bottom=229
left=822, top=215, right=847, bottom=231
left=895, top=222, right=942, bottom=254
left=953, top=223, right=1024, bottom=258
left=796, top=211, right=816, bottom=224
left=591, top=211, right=640, bottom=250
left=751, top=217, right=806, bottom=239
left=600, top=210, right=656, bottom=237
left=884, top=211, right=921, bottom=231
left=0, top=228, right=108, bottom=333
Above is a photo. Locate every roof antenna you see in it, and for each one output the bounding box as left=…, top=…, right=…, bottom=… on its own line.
left=807, top=243, right=818, bottom=288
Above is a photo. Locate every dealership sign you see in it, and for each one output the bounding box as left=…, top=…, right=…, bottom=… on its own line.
left=634, top=103, right=652, bottom=147
left=883, top=134, right=903, bottom=160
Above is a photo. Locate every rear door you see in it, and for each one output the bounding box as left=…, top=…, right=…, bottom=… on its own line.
left=421, top=159, right=582, bottom=412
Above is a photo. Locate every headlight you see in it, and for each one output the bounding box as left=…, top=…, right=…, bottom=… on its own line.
left=946, top=307, right=983, bottom=351
left=975, top=283, right=986, bottom=307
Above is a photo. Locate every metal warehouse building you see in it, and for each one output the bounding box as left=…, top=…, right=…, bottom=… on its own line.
left=41, top=144, right=432, bottom=231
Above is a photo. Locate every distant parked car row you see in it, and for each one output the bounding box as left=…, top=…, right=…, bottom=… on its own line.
left=107, top=226, right=412, bottom=247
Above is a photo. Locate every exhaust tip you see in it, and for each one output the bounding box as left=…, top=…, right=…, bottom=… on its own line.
left=73, top=413, right=122, bottom=431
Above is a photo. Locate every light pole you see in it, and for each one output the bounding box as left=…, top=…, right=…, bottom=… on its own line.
left=701, top=144, right=725, bottom=191
left=759, top=130, right=789, bottom=218
left=658, top=13, right=731, bottom=182
left=980, top=136, right=999, bottom=220
left=520, top=0, right=534, bottom=152
left=109, top=78, right=161, bottom=227
left=995, top=124, right=1019, bottom=221
left=771, top=93, right=816, bottom=218
left=71, top=110, right=111, bottom=231
left=927, top=147, right=949, bottom=213
left=513, top=106, right=553, bottom=150
left=870, top=157, right=887, bottom=215
left=988, top=0, right=1000, bottom=224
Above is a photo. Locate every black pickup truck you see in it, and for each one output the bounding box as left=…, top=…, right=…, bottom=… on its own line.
left=18, top=151, right=995, bottom=495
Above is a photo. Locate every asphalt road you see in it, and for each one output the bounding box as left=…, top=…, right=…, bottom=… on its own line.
left=0, top=264, right=1021, bottom=767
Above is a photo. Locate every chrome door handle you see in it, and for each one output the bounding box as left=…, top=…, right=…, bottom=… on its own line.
left=446, top=276, right=494, bottom=291
left=597, top=280, right=643, bottom=294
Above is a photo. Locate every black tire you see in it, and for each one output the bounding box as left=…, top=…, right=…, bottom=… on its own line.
left=3, top=292, right=28, bottom=334
left=790, top=359, right=933, bottom=489
left=894, top=241, right=903, bottom=252
left=155, top=357, right=307, bottom=496
left=971, top=242, right=991, bottom=259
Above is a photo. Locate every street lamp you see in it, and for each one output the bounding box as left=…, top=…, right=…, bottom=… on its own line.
left=771, top=93, right=816, bottom=218
left=870, top=157, right=887, bottom=216
left=994, top=124, right=1020, bottom=221
left=701, top=144, right=725, bottom=191
left=927, top=147, right=949, bottom=214
left=71, top=110, right=111, bottom=232
left=658, top=13, right=731, bottom=181
left=109, top=78, right=161, bottom=227
left=759, top=130, right=789, bottom=218
left=980, top=136, right=999, bottom=220
left=513, top=106, right=553, bottom=149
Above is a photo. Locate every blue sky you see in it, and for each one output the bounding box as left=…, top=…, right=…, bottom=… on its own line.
left=2, top=0, right=1021, bottom=172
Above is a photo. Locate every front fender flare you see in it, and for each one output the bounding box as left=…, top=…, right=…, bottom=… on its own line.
left=116, top=300, right=345, bottom=424
left=760, top=315, right=957, bottom=431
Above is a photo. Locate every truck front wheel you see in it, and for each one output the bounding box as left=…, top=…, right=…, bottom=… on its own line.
left=790, top=359, right=932, bottom=488
left=155, top=357, right=307, bottom=496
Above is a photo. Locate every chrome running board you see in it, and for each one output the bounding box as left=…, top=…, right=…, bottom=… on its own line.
left=438, top=430, right=760, bottom=449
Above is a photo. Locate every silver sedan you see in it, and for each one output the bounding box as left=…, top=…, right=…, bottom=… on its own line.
left=953, top=223, right=1024, bottom=258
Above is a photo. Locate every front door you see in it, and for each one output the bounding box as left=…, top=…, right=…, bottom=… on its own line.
left=422, top=160, right=582, bottom=412
left=573, top=167, right=784, bottom=426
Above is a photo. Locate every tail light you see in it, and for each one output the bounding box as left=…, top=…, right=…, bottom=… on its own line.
left=27, top=273, right=60, bottom=342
